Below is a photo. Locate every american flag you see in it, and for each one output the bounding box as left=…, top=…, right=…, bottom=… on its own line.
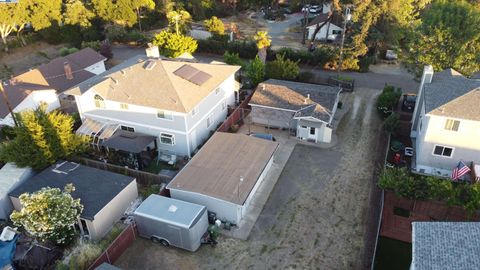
left=451, top=161, right=471, bottom=181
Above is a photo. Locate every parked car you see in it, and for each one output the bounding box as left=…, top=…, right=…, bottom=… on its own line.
left=402, top=94, right=417, bottom=112
left=309, top=5, right=322, bottom=13
left=301, top=5, right=311, bottom=12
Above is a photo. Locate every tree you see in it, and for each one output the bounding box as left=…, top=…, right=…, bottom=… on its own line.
left=376, top=84, right=402, bottom=117
left=204, top=16, right=225, bottom=35
left=92, top=0, right=155, bottom=27
left=253, top=31, right=271, bottom=63
left=10, top=184, right=83, bottom=246
left=167, top=9, right=192, bottom=35
left=408, top=0, right=480, bottom=75
left=246, top=56, right=265, bottom=87
left=0, top=105, right=86, bottom=170
left=63, top=0, right=95, bottom=27
left=384, top=113, right=399, bottom=133
left=152, top=31, right=198, bottom=58
left=266, top=54, right=300, bottom=81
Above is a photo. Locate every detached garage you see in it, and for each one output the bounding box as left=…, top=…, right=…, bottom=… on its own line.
left=167, top=132, right=278, bottom=225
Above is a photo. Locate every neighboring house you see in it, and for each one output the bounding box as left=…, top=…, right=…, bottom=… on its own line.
left=0, top=163, right=34, bottom=220
left=411, top=222, right=480, bottom=270
left=249, top=79, right=341, bottom=143
left=67, top=53, right=241, bottom=158
left=0, top=48, right=106, bottom=126
left=9, top=161, right=138, bottom=240
left=167, top=132, right=278, bottom=225
left=411, top=66, right=480, bottom=177
left=306, top=12, right=343, bottom=41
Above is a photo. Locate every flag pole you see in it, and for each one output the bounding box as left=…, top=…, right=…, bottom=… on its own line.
left=0, top=82, right=19, bottom=127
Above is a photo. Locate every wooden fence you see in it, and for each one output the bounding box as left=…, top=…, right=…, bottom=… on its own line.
left=74, top=157, right=172, bottom=185
left=88, top=223, right=137, bottom=269
left=217, top=93, right=253, bottom=132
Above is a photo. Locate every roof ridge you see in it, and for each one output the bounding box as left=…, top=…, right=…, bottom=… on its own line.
left=157, top=60, right=189, bottom=112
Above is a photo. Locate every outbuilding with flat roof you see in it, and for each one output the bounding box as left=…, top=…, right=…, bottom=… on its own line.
left=167, top=132, right=278, bottom=225
left=9, top=161, right=138, bottom=240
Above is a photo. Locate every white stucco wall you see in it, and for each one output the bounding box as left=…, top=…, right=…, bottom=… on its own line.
left=84, top=61, right=106, bottom=75
left=307, top=23, right=343, bottom=41
left=0, top=90, right=59, bottom=126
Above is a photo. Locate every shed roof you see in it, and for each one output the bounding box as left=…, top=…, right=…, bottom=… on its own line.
left=0, top=48, right=105, bottom=119
left=0, top=163, right=33, bottom=199
left=66, top=55, right=240, bottom=113
left=412, top=222, right=480, bottom=270
left=134, top=194, right=206, bottom=229
left=167, top=133, right=278, bottom=205
left=9, top=161, right=135, bottom=220
left=424, top=69, right=480, bottom=121
left=249, top=79, right=340, bottom=123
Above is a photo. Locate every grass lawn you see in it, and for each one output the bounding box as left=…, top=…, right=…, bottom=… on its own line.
left=374, top=237, right=412, bottom=270
left=143, top=160, right=173, bottom=174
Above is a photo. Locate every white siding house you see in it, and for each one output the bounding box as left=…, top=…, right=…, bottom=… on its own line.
left=411, top=66, right=480, bottom=177
left=0, top=48, right=106, bottom=126
left=67, top=53, right=240, bottom=157
left=306, top=13, right=343, bottom=41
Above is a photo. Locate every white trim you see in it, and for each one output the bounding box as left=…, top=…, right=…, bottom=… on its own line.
left=184, top=116, right=191, bottom=157
left=83, top=112, right=187, bottom=135
left=295, top=116, right=328, bottom=125
left=249, top=103, right=298, bottom=112
left=432, top=144, right=454, bottom=158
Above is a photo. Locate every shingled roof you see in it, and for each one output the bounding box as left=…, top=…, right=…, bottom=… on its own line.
left=424, top=69, right=480, bottom=121
left=66, top=55, right=240, bottom=113
left=412, top=222, right=480, bottom=270
left=249, top=79, right=340, bottom=123
left=0, top=48, right=106, bottom=119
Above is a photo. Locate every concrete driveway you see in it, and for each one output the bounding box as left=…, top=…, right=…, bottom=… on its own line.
left=116, top=87, right=384, bottom=269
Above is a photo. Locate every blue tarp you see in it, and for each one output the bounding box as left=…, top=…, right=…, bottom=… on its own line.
left=250, top=133, right=274, bottom=141
left=0, top=234, right=18, bottom=268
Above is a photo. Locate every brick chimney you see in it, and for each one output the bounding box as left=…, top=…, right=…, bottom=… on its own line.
left=64, top=61, right=73, bottom=80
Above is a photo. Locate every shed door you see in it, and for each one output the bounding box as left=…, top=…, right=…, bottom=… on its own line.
left=308, top=127, right=316, bottom=140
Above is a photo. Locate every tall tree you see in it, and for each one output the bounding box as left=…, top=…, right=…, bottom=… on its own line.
left=166, top=9, right=192, bottom=34
left=63, top=0, right=95, bottom=27
left=0, top=105, right=86, bottom=170
left=253, top=31, right=271, bottom=64
left=408, top=0, right=480, bottom=75
left=92, top=0, right=155, bottom=27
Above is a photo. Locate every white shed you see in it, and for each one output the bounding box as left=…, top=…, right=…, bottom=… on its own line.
left=0, top=163, right=34, bottom=220
left=167, top=132, right=278, bottom=225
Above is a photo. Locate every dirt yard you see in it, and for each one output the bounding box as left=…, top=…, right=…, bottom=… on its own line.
left=116, top=88, right=383, bottom=270
left=0, top=41, right=65, bottom=76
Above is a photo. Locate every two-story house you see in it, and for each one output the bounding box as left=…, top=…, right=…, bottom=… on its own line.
left=0, top=48, right=106, bottom=126
left=410, top=65, right=480, bottom=177
left=67, top=54, right=241, bottom=158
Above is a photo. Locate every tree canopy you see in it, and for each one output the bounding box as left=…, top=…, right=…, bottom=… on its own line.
left=0, top=105, right=86, bottom=170
left=407, top=0, right=480, bottom=75
left=11, top=184, right=83, bottom=246
left=204, top=16, right=225, bottom=35
left=167, top=9, right=192, bottom=35
left=152, top=31, right=198, bottom=58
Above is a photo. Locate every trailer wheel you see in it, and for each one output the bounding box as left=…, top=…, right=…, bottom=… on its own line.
left=159, top=239, right=170, bottom=247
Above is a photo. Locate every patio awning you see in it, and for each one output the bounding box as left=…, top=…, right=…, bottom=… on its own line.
left=76, top=118, right=119, bottom=142
left=102, top=130, right=157, bottom=154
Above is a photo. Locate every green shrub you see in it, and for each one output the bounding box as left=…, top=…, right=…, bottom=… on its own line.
left=384, top=113, right=400, bottom=133
left=273, top=46, right=336, bottom=66
left=81, top=40, right=102, bottom=51
left=59, top=47, right=79, bottom=56
left=377, top=85, right=402, bottom=117
left=152, top=31, right=198, bottom=58
left=266, top=54, right=300, bottom=81
left=226, top=41, right=258, bottom=59
left=223, top=52, right=244, bottom=67
left=204, top=16, right=225, bottom=35
left=197, top=39, right=226, bottom=54
left=246, top=56, right=265, bottom=87
left=359, top=55, right=376, bottom=73
left=105, top=24, right=127, bottom=42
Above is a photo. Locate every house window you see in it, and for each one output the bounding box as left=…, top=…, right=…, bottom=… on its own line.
left=191, top=106, right=198, bottom=116
left=444, top=119, right=460, bottom=131
left=94, top=95, right=105, bottom=108
left=121, top=125, right=135, bottom=132
left=120, top=103, right=129, bottom=110
left=222, top=100, right=227, bottom=111
left=310, top=127, right=316, bottom=135
left=433, top=145, right=453, bottom=157
left=215, top=88, right=221, bottom=95
left=157, top=110, right=173, bottom=120
left=207, top=113, right=214, bottom=128
left=160, top=133, right=174, bottom=145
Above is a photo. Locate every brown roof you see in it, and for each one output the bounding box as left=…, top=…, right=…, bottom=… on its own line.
left=307, top=12, right=343, bottom=28
left=167, top=132, right=278, bottom=205
left=0, top=48, right=105, bottom=119
left=67, top=55, right=241, bottom=113
left=249, top=79, right=340, bottom=123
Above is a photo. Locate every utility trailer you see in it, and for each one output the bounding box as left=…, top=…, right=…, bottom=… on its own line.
left=134, top=194, right=209, bottom=252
